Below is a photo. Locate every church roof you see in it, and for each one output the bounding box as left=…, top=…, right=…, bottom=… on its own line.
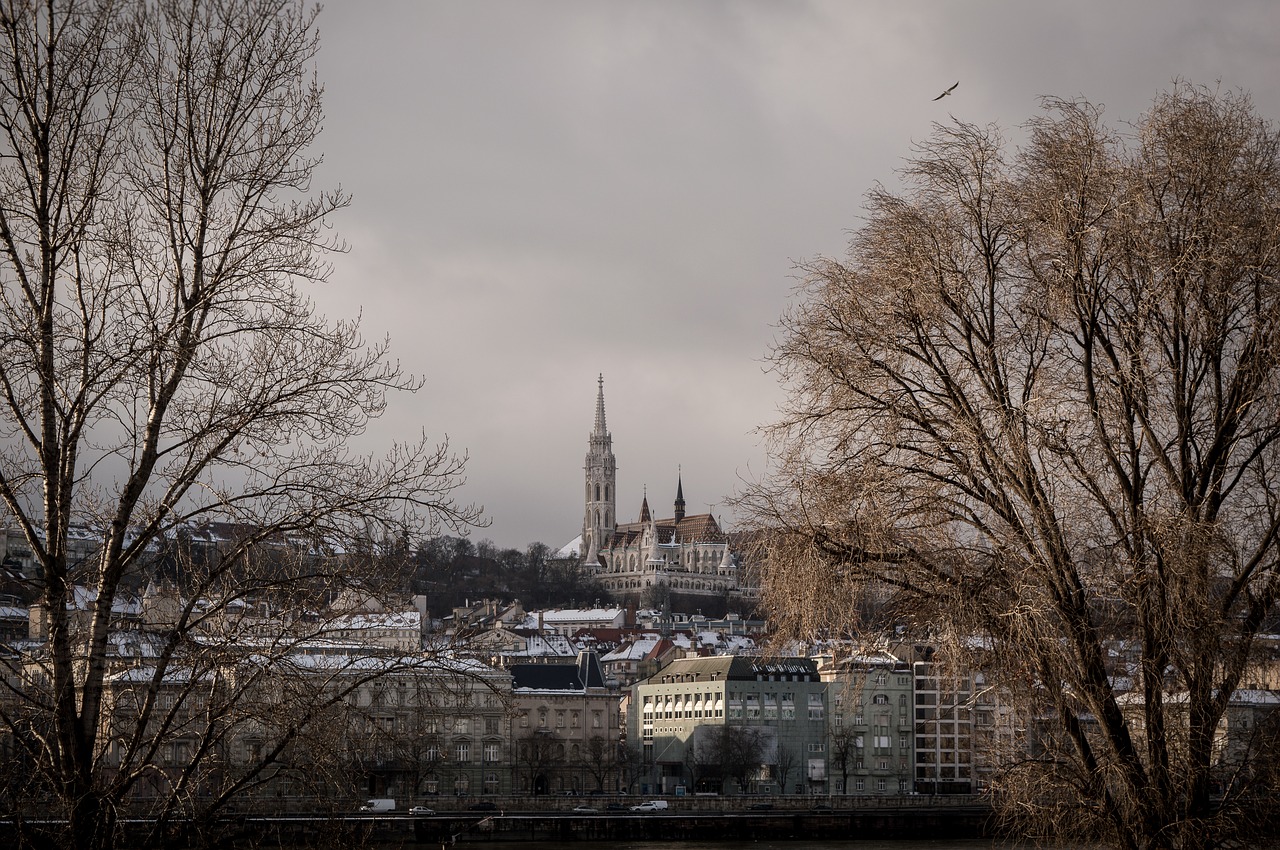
left=609, top=512, right=725, bottom=547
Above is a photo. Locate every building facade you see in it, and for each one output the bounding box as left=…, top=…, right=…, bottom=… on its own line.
left=819, top=651, right=915, bottom=795
left=509, top=651, right=623, bottom=795
left=630, top=655, right=829, bottom=796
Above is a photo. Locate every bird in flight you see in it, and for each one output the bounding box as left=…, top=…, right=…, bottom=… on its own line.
left=933, top=81, right=959, bottom=101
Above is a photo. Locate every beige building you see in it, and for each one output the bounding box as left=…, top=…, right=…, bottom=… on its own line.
left=509, top=651, right=623, bottom=794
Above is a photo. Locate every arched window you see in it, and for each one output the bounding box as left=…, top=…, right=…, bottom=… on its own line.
left=605, top=484, right=610, bottom=500
left=595, top=484, right=600, bottom=501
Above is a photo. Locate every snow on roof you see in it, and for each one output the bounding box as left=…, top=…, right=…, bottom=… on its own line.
left=1116, top=688, right=1280, bottom=707
left=601, top=635, right=664, bottom=663
left=327, top=611, right=421, bottom=630
left=555, top=535, right=583, bottom=559
left=539, top=607, right=622, bottom=622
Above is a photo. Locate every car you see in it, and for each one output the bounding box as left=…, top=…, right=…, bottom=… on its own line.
left=571, top=805, right=598, bottom=813
left=630, top=802, right=662, bottom=813
left=408, top=806, right=435, bottom=816
left=468, top=801, right=498, bottom=811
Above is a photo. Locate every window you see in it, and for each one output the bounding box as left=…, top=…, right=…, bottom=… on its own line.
left=455, top=742, right=470, bottom=762
left=807, top=742, right=825, bottom=753
left=873, top=694, right=889, bottom=705
left=571, top=711, right=579, bottom=728
left=763, top=694, right=778, bottom=720
left=746, top=696, right=760, bottom=720
left=484, top=743, right=500, bottom=762
left=485, top=717, right=499, bottom=735
left=808, top=693, right=824, bottom=721
left=781, top=693, right=795, bottom=720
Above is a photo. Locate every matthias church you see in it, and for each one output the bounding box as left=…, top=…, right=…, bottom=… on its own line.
left=575, top=375, right=752, bottom=607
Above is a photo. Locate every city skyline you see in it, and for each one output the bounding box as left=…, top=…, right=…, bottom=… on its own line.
left=306, top=1, right=1280, bottom=548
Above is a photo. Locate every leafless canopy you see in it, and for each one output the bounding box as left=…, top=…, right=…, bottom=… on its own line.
left=0, top=1, right=480, bottom=848
left=737, top=84, right=1280, bottom=850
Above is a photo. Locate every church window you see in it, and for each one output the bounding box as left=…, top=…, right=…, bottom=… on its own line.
left=605, top=484, right=610, bottom=500
left=595, top=484, right=600, bottom=501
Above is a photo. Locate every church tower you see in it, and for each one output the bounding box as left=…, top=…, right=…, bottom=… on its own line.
left=583, top=374, right=617, bottom=558
left=673, top=470, right=686, bottom=523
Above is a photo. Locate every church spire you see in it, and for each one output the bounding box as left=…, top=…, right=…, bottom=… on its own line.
left=673, top=468, right=686, bottom=523
left=583, top=374, right=617, bottom=558
left=593, top=372, right=607, bottom=435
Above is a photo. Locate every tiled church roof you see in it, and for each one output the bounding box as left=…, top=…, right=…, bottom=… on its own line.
left=609, top=512, right=725, bottom=546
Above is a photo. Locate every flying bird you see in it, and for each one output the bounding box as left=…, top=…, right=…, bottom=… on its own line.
left=933, top=81, right=959, bottom=101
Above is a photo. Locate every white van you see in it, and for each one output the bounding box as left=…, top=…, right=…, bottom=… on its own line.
left=629, top=800, right=669, bottom=812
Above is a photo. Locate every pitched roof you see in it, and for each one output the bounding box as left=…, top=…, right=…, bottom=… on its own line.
left=609, top=512, right=725, bottom=547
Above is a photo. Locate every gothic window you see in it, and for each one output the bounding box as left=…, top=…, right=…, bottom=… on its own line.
left=605, top=484, right=610, bottom=500
left=595, top=484, right=601, bottom=501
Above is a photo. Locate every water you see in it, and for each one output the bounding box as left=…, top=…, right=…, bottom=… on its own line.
left=453, top=842, right=1084, bottom=850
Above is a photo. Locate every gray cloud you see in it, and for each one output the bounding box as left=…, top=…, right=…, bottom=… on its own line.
left=308, top=0, right=1280, bottom=548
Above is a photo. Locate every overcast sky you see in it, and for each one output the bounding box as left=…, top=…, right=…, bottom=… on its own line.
left=306, top=1, right=1280, bottom=551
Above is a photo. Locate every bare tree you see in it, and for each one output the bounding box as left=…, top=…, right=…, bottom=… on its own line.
left=514, top=729, right=562, bottom=795
left=697, top=724, right=766, bottom=796
left=578, top=733, right=619, bottom=793
left=0, top=2, right=479, bottom=849
left=771, top=743, right=798, bottom=795
left=737, top=84, right=1280, bottom=849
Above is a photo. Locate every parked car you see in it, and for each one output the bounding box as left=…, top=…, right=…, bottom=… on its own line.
left=409, top=806, right=435, bottom=816
left=571, top=805, right=598, bottom=813
left=630, top=800, right=668, bottom=813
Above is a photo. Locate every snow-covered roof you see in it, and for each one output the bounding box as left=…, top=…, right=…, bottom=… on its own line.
left=601, top=635, right=664, bottom=663
left=539, top=607, right=622, bottom=623
left=555, top=535, right=583, bottom=559
left=328, top=611, right=421, bottom=630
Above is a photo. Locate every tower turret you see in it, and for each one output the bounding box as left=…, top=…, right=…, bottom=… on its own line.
left=583, top=374, right=617, bottom=556
left=673, top=470, right=686, bottom=523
